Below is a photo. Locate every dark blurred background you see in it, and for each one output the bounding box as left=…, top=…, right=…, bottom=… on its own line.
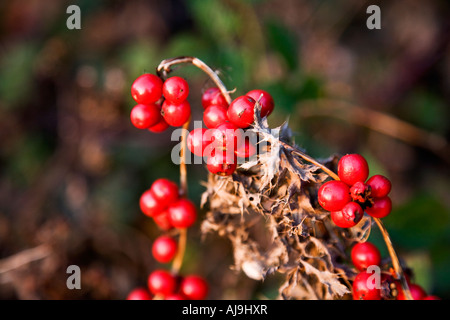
left=0, top=0, right=449, bottom=299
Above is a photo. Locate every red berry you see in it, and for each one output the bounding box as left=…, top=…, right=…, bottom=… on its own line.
left=162, top=100, right=191, bottom=127
left=152, top=236, right=178, bottom=263
left=330, top=202, right=363, bottom=228
left=207, top=150, right=237, bottom=176
left=397, top=283, right=427, bottom=300
left=153, top=209, right=173, bottom=231
left=203, top=105, right=229, bottom=129
left=162, top=76, right=189, bottom=103
left=140, top=190, right=164, bottom=217
left=126, top=288, right=152, bottom=300
left=423, top=295, right=440, bottom=300
left=246, top=89, right=274, bottom=118
left=187, top=128, right=212, bottom=157
left=131, top=74, right=163, bottom=104
left=235, top=138, right=256, bottom=158
left=130, top=104, right=161, bottom=129
left=365, top=196, right=392, bottom=218
left=353, top=271, right=381, bottom=300
left=167, top=199, right=197, bottom=229
left=366, top=175, right=392, bottom=198
left=148, top=117, right=169, bottom=133
left=180, top=275, right=209, bottom=300
left=210, top=122, right=243, bottom=151
left=349, top=181, right=370, bottom=203
left=147, top=270, right=177, bottom=296
left=318, top=181, right=351, bottom=211
left=150, top=178, right=179, bottom=208
left=351, top=242, right=381, bottom=271
left=227, top=96, right=256, bottom=128
left=201, top=87, right=228, bottom=109
left=338, top=154, right=370, bottom=186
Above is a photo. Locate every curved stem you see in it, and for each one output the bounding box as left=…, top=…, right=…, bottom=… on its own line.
left=157, top=56, right=232, bottom=104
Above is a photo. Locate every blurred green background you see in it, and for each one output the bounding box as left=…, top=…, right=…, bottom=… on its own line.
left=0, top=0, right=449, bottom=299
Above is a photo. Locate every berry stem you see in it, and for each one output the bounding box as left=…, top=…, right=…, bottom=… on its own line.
left=156, top=56, right=232, bottom=104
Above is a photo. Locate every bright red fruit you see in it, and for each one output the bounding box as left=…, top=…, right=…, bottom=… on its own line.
left=147, top=270, right=177, bottom=296
left=180, top=275, right=209, bottom=300
left=162, top=100, right=191, bottom=127
left=162, top=76, right=189, bottom=103
left=130, top=104, right=161, bottom=129
left=167, top=199, right=197, bottom=229
left=126, top=288, right=152, bottom=300
left=318, top=181, right=351, bottom=212
left=152, top=236, right=178, bottom=263
left=365, top=196, right=392, bottom=218
left=353, top=271, right=381, bottom=300
left=246, top=89, right=274, bottom=118
left=203, top=105, right=229, bottom=129
left=423, top=295, right=440, bottom=300
left=210, top=122, right=243, bottom=151
left=150, top=179, right=179, bottom=208
left=351, top=242, right=381, bottom=271
left=165, top=293, right=185, bottom=300
left=366, top=175, right=392, bottom=198
left=153, top=209, right=173, bottom=231
left=235, top=138, right=256, bottom=158
left=187, top=128, right=211, bottom=157
left=207, top=150, right=237, bottom=176
left=201, top=87, right=228, bottom=109
left=131, top=74, right=163, bottom=104
left=148, top=117, right=169, bottom=133
left=330, top=202, right=363, bottom=228
left=140, top=190, right=164, bottom=217
left=397, top=283, right=427, bottom=300
left=338, top=154, right=370, bottom=186
left=227, top=96, right=256, bottom=128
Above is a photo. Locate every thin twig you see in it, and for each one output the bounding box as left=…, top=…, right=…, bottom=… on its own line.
left=0, top=244, right=52, bottom=274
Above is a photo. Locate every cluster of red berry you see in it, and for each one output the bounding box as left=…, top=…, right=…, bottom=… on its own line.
left=318, top=154, right=393, bottom=228
left=130, top=74, right=191, bottom=132
left=127, top=272, right=208, bottom=300
left=126, top=178, right=208, bottom=300
left=351, top=242, right=440, bottom=300
left=188, top=88, right=275, bottom=176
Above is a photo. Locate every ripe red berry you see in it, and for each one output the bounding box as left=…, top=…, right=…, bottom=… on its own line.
left=365, top=196, right=392, bottom=218
left=126, top=288, right=152, bottom=300
left=131, top=74, right=163, bottom=104
left=210, top=122, right=243, bottom=151
left=318, top=181, right=351, bottom=212
left=203, top=105, right=229, bottom=129
left=207, top=150, right=237, bottom=176
left=167, top=199, right=197, bottom=229
left=162, top=76, right=189, bottom=103
left=153, top=209, right=173, bottom=231
left=187, top=128, right=212, bottom=157
left=246, top=89, right=274, bottom=118
left=165, top=293, right=186, bottom=300
left=235, top=138, right=256, bottom=158
left=152, top=236, right=178, bottom=263
left=227, top=96, right=256, bottom=128
left=351, top=242, right=381, bottom=271
left=423, top=295, right=440, bottom=300
left=201, top=87, right=228, bottom=109
left=139, top=189, right=164, bottom=217
left=338, top=154, right=370, bottom=186
left=130, top=104, right=161, bottom=129
left=147, top=270, right=177, bottom=296
left=366, top=175, right=392, bottom=198
left=330, top=202, right=363, bottom=228
left=397, top=283, right=427, bottom=300
left=180, top=275, right=209, bottom=300
left=150, top=178, right=179, bottom=208
left=162, top=100, right=191, bottom=127
left=148, top=117, right=169, bottom=133
left=353, top=271, right=381, bottom=300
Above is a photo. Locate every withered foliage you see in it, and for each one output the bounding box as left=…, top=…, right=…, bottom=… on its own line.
left=200, top=106, right=372, bottom=300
